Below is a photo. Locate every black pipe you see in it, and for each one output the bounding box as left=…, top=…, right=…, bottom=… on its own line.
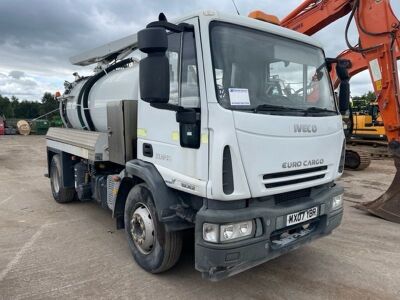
left=83, top=58, right=133, bottom=131
left=61, top=101, right=72, bottom=128
left=77, top=58, right=134, bottom=131
left=76, top=79, right=91, bottom=129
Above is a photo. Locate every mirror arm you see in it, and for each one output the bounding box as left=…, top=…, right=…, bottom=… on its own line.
left=150, top=103, right=200, bottom=124
left=150, top=103, right=183, bottom=112
left=147, top=21, right=194, bottom=33
left=325, top=58, right=352, bottom=79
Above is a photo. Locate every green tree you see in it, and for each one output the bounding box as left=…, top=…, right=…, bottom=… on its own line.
left=40, top=92, right=58, bottom=116
left=352, top=91, right=376, bottom=113
left=0, top=92, right=59, bottom=119
left=0, top=95, right=13, bottom=117
left=13, top=100, right=40, bottom=119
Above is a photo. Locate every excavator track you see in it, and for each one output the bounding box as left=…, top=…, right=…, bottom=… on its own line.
left=344, top=149, right=371, bottom=170
left=347, top=144, right=392, bottom=160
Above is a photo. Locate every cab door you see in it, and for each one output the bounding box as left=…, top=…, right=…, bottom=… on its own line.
left=137, top=17, right=209, bottom=197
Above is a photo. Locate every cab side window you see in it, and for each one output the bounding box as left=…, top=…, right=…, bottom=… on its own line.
left=166, top=31, right=200, bottom=108
left=166, top=33, right=181, bottom=106
left=180, top=31, right=200, bottom=108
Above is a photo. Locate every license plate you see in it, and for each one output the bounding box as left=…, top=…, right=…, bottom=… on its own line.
left=287, top=206, right=318, bottom=226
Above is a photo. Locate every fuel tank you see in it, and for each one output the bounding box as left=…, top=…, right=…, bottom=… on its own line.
left=61, top=61, right=139, bottom=132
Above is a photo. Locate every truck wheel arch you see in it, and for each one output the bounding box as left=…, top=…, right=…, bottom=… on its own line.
left=114, top=159, right=190, bottom=232
left=113, top=176, right=139, bottom=229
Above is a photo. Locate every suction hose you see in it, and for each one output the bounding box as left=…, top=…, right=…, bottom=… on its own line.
left=77, top=58, right=134, bottom=130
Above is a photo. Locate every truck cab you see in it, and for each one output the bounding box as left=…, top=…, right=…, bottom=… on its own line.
left=46, top=10, right=346, bottom=281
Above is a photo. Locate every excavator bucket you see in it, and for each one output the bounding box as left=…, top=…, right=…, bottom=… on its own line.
left=357, top=156, right=400, bottom=223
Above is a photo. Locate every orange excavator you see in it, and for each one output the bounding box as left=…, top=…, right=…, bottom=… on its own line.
left=250, top=0, right=400, bottom=223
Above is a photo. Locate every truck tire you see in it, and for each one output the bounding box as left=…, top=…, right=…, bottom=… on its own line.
left=124, top=183, right=182, bottom=273
left=50, top=154, right=76, bottom=203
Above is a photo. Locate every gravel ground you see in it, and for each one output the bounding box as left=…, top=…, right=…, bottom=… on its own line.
left=0, top=135, right=399, bottom=299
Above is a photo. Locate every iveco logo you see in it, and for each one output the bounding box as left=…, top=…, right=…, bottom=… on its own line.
left=294, top=124, right=317, bottom=133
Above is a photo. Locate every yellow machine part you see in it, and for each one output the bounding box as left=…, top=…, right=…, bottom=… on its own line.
left=352, top=114, right=386, bottom=139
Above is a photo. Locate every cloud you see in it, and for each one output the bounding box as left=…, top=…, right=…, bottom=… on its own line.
left=0, top=0, right=398, bottom=100
left=8, top=70, right=25, bottom=79
left=0, top=71, right=59, bottom=100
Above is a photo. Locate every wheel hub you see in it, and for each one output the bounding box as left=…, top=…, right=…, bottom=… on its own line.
left=130, top=204, right=155, bottom=254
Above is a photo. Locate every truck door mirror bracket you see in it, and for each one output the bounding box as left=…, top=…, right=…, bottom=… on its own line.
left=176, top=109, right=199, bottom=124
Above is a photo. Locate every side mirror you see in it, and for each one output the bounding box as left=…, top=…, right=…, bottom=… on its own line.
left=335, top=60, right=351, bottom=114
left=338, top=81, right=350, bottom=114
left=138, top=27, right=169, bottom=104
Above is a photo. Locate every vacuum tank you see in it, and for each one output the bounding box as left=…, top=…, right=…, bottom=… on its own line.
left=60, top=59, right=139, bottom=133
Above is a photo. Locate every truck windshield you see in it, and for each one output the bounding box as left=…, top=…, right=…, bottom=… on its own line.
left=210, top=22, right=337, bottom=116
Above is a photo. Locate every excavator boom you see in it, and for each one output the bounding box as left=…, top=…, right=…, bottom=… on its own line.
left=250, top=0, right=400, bottom=223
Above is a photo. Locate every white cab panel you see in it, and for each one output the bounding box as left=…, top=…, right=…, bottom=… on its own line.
left=233, top=112, right=344, bottom=197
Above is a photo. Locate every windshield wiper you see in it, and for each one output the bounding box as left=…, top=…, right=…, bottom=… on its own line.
left=304, top=107, right=338, bottom=115
left=254, top=104, right=305, bottom=113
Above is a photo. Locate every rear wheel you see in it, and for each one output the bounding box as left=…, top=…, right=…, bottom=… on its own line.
left=50, top=154, right=76, bottom=203
left=124, top=183, right=182, bottom=273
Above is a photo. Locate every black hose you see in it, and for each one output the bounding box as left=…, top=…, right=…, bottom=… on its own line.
left=357, top=1, right=393, bottom=37
left=77, top=58, right=133, bottom=131
left=76, top=78, right=91, bottom=129
left=61, top=101, right=72, bottom=128
left=344, top=0, right=381, bottom=53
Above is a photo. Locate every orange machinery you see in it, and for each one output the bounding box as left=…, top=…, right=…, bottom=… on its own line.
left=250, top=0, right=400, bottom=223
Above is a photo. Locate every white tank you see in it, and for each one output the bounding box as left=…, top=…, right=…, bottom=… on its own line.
left=62, top=63, right=139, bottom=132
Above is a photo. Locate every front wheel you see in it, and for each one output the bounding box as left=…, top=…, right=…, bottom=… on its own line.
left=124, top=183, right=182, bottom=273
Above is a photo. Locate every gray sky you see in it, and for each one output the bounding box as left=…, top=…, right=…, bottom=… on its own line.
left=0, top=0, right=399, bottom=101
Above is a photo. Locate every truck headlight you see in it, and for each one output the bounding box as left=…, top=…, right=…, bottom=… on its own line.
left=203, top=221, right=254, bottom=243
left=332, top=194, right=343, bottom=210
left=221, top=221, right=253, bottom=242
left=203, top=223, right=219, bottom=243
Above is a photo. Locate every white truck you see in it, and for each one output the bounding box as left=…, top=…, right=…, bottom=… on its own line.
left=46, top=10, right=348, bottom=280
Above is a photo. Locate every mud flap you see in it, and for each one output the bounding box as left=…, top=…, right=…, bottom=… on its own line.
left=357, top=143, right=400, bottom=223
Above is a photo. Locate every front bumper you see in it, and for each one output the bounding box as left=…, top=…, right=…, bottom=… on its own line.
left=195, top=183, right=343, bottom=281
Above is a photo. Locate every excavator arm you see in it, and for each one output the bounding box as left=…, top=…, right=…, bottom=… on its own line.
left=250, top=0, right=400, bottom=223
left=333, top=48, right=400, bottom=89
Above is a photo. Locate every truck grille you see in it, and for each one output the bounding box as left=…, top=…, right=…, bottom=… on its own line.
left=263, top=166, right=328, bottom=188
left=274, top=188, right=311, bottom=204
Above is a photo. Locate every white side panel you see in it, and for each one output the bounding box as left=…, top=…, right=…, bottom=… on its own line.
left=88, top=67, right=139, bottom=132
left=47, top=140, right=90, bottom=159
left=46, top=127, right=109, bottom=161
left=207, top=103, right=252, bottom=200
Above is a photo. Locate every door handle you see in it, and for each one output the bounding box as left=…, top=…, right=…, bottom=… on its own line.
left=143, top=143, right=153, bottom=157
